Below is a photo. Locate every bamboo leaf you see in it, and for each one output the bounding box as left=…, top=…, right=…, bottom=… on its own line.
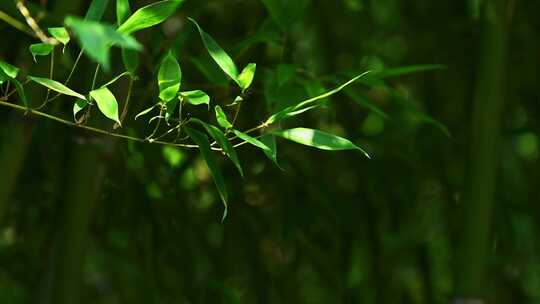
left=65, top=16, right=142, bottom=70
left=116, top=0, right=131, bottom=25
left=158, top=51, right=181, bottom=102
left=237, top=63, right=256, bottom=91
left=260, top=134, right=283, bottom=170
left=12, top=79, right=27, bottom=107
left=29, top=76, right=86, bottom=100
left=185, top=127, right=229, bottom=221
left=191, top=118, right=244, bottom=178
left=233, top=130, right=272, bottom=154
left=89, top=86, right=121, bottom=124
left=265, top=71, right=370, bottom=124
left=117, top=0, right=185, bottom=35
left=272, top=128, right=370, bottom=157
left=215, top=105, right=232, bottom=129
left=189, top=18, right=239, bottom=82
left=29, top=43, right=54, bottom=61
left=85, top=0, right=110, bottom=21
left=0, top=60, right=19, bottom=79
left=73, top=99, right=88, bottom=119
left=135, top=104, right=156, bottom=120
left=48, top=27, right=70, bottom=45
left=181, top=90, right=210, bottom=107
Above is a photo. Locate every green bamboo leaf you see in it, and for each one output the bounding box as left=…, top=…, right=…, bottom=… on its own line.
left=116, top=0, right=131, bottom=24
left=189, top=18, right=239, bottom=82
left=237, top=63, right=256, bottom=91
left=48, top=27, right=70, bottom=45
left=85, top=0, right=110, bottom=21
left=185, top=127, right=229, bottom=221
left=265, top=71, right=370, bottom=124
left=233, top=130, right=272, bottom=154
left=372, top=64, right=445, bottom=79
left=73, top=99, right=88, bottom=119
left=260, top=134, right=283, bottom=170
left=29, top=43, right=54, bottom=61
left=29, top=76, right=86, bottom=100
left=65, top=16, right=142, bottom=70
left=0, top=60, right=19, bottom=79
left=158, top=51, right=181, bottom=102
left=165, top=97, right=178, bottom=121
left=12, top=79, right=27, bottom=107
left=273, top=128, right=370, bottom=157
left=191, top=118, right=244, bottom=178
left=214, top=105, right=232, bottom=129
left=181, top=90, right=210, bottom=107
left=89, top=86, right=121, bottom=124
left=101, top=71, right=130, bottom=87
left=135, top=104, right=156, bottom=120
left=117, top=0, right=185, bottom=35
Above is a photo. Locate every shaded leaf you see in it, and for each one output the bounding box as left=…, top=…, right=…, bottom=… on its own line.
left=29, top=76, right=86, bottom=100
left=85, top=0, right=110, bottom=21
left=260, top=134, right=283, bottom=170
left=272, top=128, right=369, bottom=157
left=181, top=90, right=209, bottom=107
left=191, top=118, right=243, bottom=178
left=185, top=127, right=228, bottom=221
left=89, top=86, right=120, bottom=124
left=116, top=0, right=131, bottom=25
left=29, top=43, right=54, bottom=61
left=0, top=60, right=19, bottom=79
left=215, top=105, right=232, bottom=129
left=12, top=79, right=27, bottom=107
left=158, top=51, right=181, bottom=102
left=189, top=18, right=238, bottom=82
left=117, top=0, right=184, bottom=35
left=261, top=0, right=310, bottom=30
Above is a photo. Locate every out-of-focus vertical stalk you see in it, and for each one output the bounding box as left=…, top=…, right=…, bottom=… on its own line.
left=50, top=137, right=108, bottom=304
left=455, top=0, right=510, bottom=301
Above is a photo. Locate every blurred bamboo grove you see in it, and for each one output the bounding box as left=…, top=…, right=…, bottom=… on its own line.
left=0, top=0, right=538, bottom=303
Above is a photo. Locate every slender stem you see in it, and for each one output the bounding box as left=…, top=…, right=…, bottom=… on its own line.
left=41, top=48, right=55, bottom=107
left=46, top=49, right=84, bottom=103
left=91, top=64, right=100, bottom=91
left=116, top=76, right=134, bottom=129
left=15, top=0, right=55, bottom=44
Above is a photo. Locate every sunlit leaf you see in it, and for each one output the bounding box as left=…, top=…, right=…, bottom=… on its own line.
left=237, top=63, right=256, bottom=91
left=272, top=128, right=369, bottom=157
left=215, top=105, right=232, bottom=129
left=65, top=16, right=142, bottom=70
left=0, top=60, right=19, bottom=79
left=189, top=18, right=239, bottom=82
left=181, top=90, right=209, bottom=107
left=135, top=104, right=156, bottom=120
left=48, top=27, right=70, bottom=45
left=73, top=99, right=88, bottom=119
left=233, top=130, right=272, bottom=154
left=265, top=71, right=370, bottom=124
left=191, top=118, right=243, bottom=178
left=116, top=0, right=139, bottom=73
left=29, top=76, right=86, bottom=100
left=89, top=86, right=121, bottom=124
left=117, top=0, right=184, bottom=35
left=29, top=43, right=54, bottom=61
left=85, top=0, right=110, bottom=21
left=158, top=51, right=181, bottom=102
left=185, top=127, right=229, bottom=221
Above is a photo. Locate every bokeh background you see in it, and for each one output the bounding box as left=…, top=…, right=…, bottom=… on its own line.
left=0, top=0, right=539, bottom=303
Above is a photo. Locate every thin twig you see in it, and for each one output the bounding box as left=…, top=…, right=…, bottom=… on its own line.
left=15, top=1, right=56, bottom=44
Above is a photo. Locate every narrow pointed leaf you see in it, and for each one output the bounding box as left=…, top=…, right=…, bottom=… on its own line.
left=189, top=18, right=238, bottom=81
left=29, top=76, right=86, bottom=100
left=191, top=118, right=244, bottom=178
left=265, top=71, right=370, bottom=124
left=90, top=86, right=121, bottom=124
left=185, top=127, right=228, bottom=221
left=158, top=51, right=181, bottom=102
left=237, top=63, right=256, bottom=91
left=135, top=104, right=156, bottom=120
left=215, top=105, right=232, bottom=129
left=12, top=79, right=27, bottom=107
left=372, top=64, right=445, bottom=79
left=0, top=60, right=19, bottom=79
left=116, top=0, right=131, bottom=25
left=233, top=130, right=272, bottom=154
left=73, top=99, right=88, bottom=119
left=29, top=43, right=54, bottom=61
left=181, top=90, right=209, bottom=107
left=272, top=128, right=369, bottom=157
left=85, top=0, right=110, bottom=21
left=48, top=27, right=70, bottom=45
left=117, top=0, right=185, bottom=35
left=260, top=134, right=283, bottom=170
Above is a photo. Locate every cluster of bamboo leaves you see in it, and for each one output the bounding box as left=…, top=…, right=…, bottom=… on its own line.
left=0, top=0, right=424, bottom=220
